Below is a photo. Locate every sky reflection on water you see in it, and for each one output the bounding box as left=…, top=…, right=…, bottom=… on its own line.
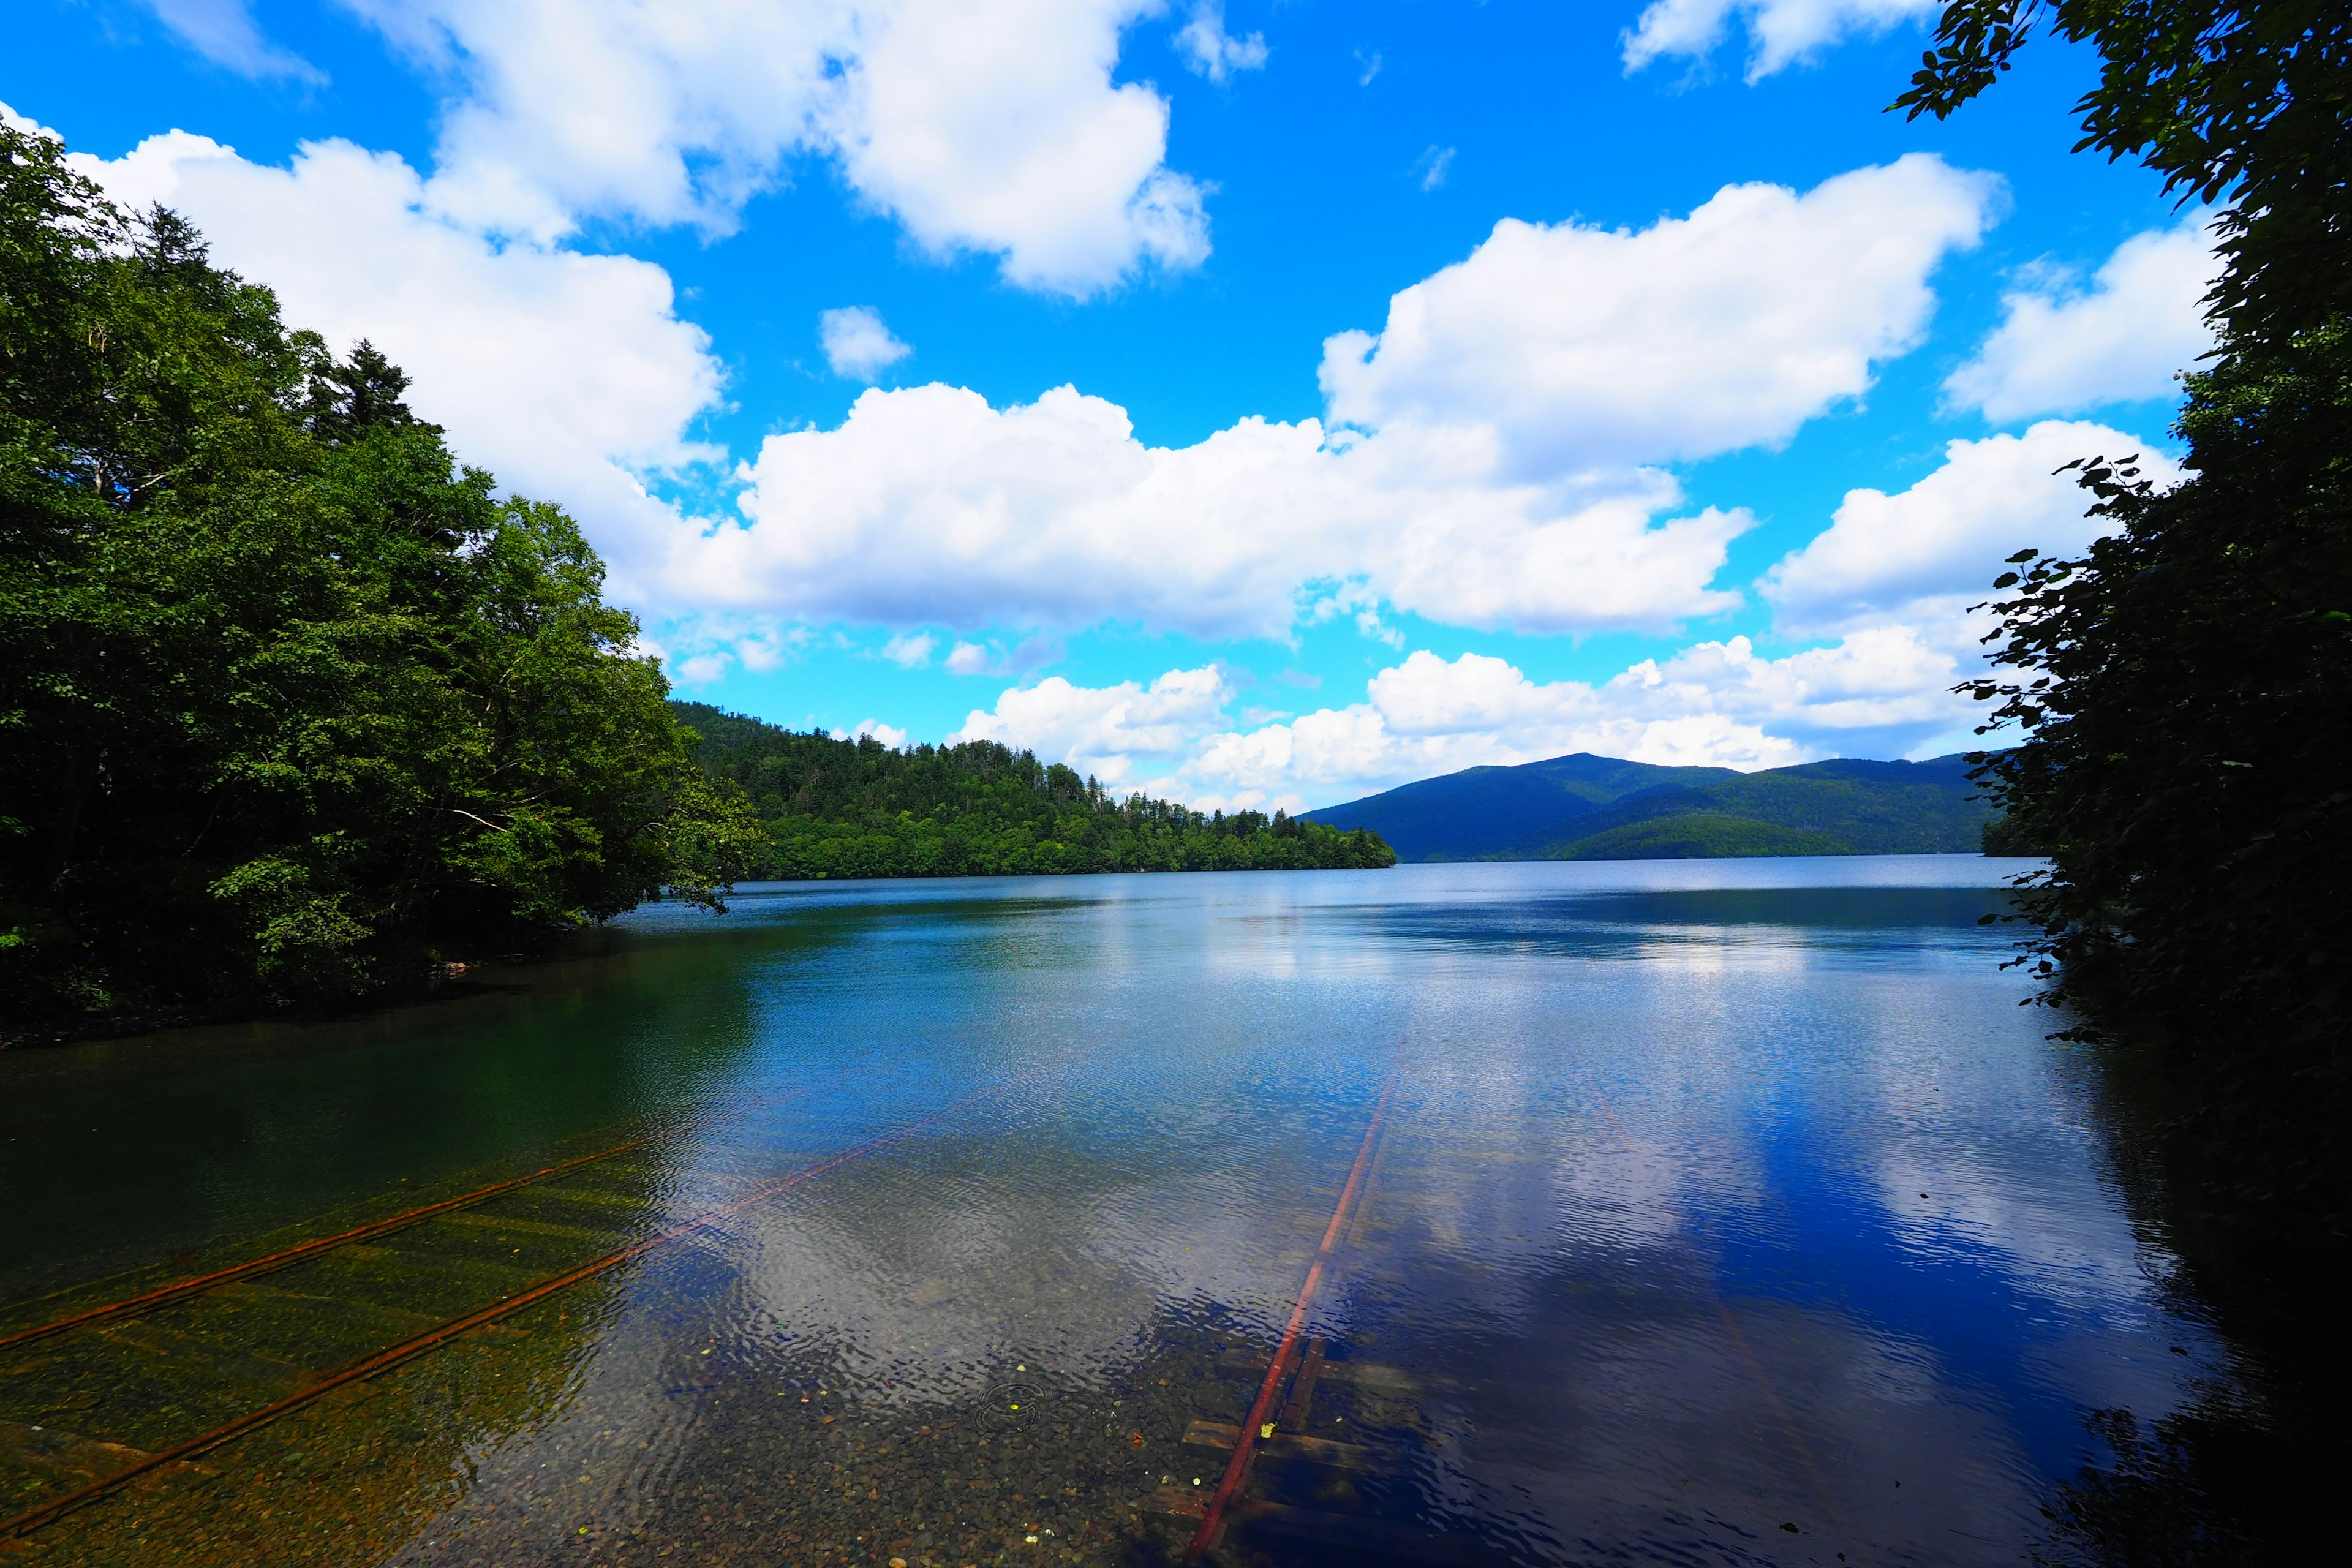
left=0, top=858, right=2219, bottom=1566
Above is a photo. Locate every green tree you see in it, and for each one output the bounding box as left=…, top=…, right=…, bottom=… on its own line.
left=1, top=124, right=762, bottom=1028
left=1964, top=328, right=2350, bottom=1194
left=1913, top=0, right=2348, bottom=1208
left=674, top=702, right=1396, bottom=879
left=1895, top=0, right=2350, bottom=339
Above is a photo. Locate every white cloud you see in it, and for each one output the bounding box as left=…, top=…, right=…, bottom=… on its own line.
left=137, top=0, right=324, bottom=82
left=349, top=0, right=1208, bottom=295
left=1623, top=0, right=1935, bottom=82
left=652, top=159, right=1994, bottom=639
left=1414, top=146, right=1455, bottom=192
left=954, top=636, right=1987, bottom=813
left=819, top=305, right=913, bottom=381
left=951, top=666, right=1237, bottom=785
left=677, top=383, right=1751, bottom=638
left=1175, top=2, right=1268, bottom=81
left=1945, top=217, right=2220, bottom=424
left=1355, top=49, right=1382, bottom=86
left=1319, top=156, right=2000, bottom=475
left=946, top=641, right=992, bottom=676
left=881, top=631, right=937, bottom=667
left=942, top=422, right=2187, bottom=805
left=65, top=128, right=725, bottom=607
left=1765, top=420, right=2179, bottom=636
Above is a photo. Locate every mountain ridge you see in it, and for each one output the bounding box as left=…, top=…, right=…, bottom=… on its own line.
left=1303, top=752, right=1991, bottom=861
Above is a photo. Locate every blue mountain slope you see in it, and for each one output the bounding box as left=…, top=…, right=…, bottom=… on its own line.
left=1302, top=754, right=1738, bottom=862
left=1306, top=752, right=1992, bottom=861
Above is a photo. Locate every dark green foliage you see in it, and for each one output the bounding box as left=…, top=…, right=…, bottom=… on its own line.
left=1893, top=0, right=2350, bottom=342
left=0, top=126, right=763, bottom=1028
left=1310, top=752, right=1992, bottom=861
left=1980, top=812, right=2044, bottom=854
left=1963, top=324, right=2351, bottom=1215
left=674, top=701, right=1395, bottom=878
left=1548, top=813, right=1853, bottom=861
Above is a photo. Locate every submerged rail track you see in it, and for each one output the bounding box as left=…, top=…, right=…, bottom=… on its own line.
left=0, top=1139, right=651, bottom=1355
left=0, top=1072, right=1038, bottom=1545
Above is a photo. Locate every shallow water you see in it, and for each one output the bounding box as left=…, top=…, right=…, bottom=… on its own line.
left=0, top=858, right=2222, bottom=1566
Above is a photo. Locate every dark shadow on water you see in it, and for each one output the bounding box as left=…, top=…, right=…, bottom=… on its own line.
left=2028, top=1030, right=2346, bottom=1566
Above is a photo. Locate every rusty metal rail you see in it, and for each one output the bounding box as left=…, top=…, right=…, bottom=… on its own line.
left=1188, top=1070, right=1396, bottom=1562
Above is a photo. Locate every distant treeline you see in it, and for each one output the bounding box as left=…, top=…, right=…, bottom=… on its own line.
left=675, top=703, right=1395, bottom=879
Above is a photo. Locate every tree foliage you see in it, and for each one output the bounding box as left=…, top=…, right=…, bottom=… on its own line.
left=676, top=703, right=1396, bottom=879
left=1894, top=0, right=2349, bottom=340
left=1963, top=327, right=2351, bottom=1209
left=0, top=124, right=763, bottom=1028
left=1909, top=0, right=2350, bottom=1213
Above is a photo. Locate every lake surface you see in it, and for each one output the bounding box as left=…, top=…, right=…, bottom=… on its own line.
left=0, top=858, right=2224, bottom=1567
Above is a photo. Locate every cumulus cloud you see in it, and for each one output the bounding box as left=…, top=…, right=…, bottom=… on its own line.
left=951, top=667, right=1237, bottom=786
left=677, top=383, right=1751, bottom=637
left=66, top=127, right=725, bottom=605
left=346, top=0, right=1209, bottom=294
left=1320, top=156, right=2000, bottom=475
left=1764, top=420, right=2178, bottom=636
left=954, top=635, right=1985, bottom=812
left=1623, top=0, right=1934, bottom=81
left=1175, top=2, right=1268, bottom=81
left=1945, top=217, right=2220, bottom=424
left=650, top=159, right=1993, bottom=638
left=820, top=306, right=913, bottom=381
left=138, top=0, right=324, bottom=82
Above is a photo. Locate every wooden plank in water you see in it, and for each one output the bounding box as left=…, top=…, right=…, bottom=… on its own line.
left=1142, top=1483, right=1207, bottom=1518
left=1278, top=1338, right=1327, bottom=1429
left=1180, top=1421, right=1377, bottom=1472
left=432, top=1210, right=617, bottom=1245
left=1213, top=1351, right=1427, bottom=1394
left=212, top=1280, right=443, bottom=1334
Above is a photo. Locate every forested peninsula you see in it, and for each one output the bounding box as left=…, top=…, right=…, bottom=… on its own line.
left=675, top=703, right=1395, bottom=878
left=1, top=129, right=763, bottom=1033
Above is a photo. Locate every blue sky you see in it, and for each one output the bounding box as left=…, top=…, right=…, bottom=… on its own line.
left=7, top=0, right=2214, bottom=809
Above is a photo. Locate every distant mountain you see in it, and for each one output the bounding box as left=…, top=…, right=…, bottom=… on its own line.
left=1303, top=753, right=1992, bottom=861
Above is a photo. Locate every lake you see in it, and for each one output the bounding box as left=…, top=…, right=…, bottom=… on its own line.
left=0, top=857, right=2222, bottom=1566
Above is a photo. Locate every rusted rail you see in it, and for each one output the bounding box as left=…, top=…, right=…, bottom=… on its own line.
left=1188, top=1071, right=1396, bottom=1562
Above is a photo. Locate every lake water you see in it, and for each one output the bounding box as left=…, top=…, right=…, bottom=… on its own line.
left=0, top=858, right=2223, bottom=1567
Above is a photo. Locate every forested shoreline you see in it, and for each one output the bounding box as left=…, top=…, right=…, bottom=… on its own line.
left=675, top=702, right=1395, bottom=879
left=1, top=127, right=762, bottom=1035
